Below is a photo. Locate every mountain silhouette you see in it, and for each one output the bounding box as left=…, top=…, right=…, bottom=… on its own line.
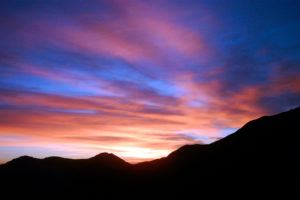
left=0, top=107, right=299, bottom=199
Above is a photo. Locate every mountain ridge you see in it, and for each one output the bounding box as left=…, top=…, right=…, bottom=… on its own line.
left=0, top=106, right=299, bottom=198
left=2, top=107, right=299, bottom=167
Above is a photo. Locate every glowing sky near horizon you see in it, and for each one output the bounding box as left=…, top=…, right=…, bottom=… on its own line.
left=0, top=0, right=300, bottom=163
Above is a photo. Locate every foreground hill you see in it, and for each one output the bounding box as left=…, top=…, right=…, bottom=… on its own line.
left=1, top=107, right=299, bottom=198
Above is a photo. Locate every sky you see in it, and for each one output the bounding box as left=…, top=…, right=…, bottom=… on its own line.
left=0, top=0, right=300, bottom=163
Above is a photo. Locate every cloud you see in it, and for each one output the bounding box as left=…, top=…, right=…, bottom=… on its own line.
left=0, top=0, right=300, bottom=162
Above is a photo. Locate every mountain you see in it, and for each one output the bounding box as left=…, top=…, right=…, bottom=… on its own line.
left=0, top=107, right=299, bottom=199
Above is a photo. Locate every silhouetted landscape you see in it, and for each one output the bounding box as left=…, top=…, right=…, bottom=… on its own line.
left=1, top=107, right=299, bottom=198
left=1, top=1, right=300, bottom=199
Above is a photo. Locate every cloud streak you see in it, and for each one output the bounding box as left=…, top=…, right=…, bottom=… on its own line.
left=0, top=0, right=300, bottom=163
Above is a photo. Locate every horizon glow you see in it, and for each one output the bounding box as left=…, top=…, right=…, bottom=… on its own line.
left=0, top=0, right=300, bottom=163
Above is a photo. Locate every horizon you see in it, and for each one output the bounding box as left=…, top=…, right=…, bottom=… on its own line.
left=1, top=106, right=299, bottom=165
left=1, top=0, right=300, bottom=163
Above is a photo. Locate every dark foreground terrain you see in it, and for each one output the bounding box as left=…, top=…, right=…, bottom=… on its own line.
left=1, top=107, right=299, bottom=199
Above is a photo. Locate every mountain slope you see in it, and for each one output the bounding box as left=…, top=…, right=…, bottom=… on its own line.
left=134, top=107, right=299, bottom=172
left=0, top=107, right=299, bottom=198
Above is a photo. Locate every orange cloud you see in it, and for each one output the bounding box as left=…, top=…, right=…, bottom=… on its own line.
left=1, top=0, right=299, bottom=163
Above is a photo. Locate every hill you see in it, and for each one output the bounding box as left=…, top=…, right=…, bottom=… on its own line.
left=1, top=107, right=299, bottom=198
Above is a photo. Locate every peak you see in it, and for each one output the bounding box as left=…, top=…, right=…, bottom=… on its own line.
left=89, top=153, right=129, bottom=167
left=18, top=155, right=34, bottom=159
left=5, top=155, right=38, bottom=166
left=13, top=155, right=36, bottom=162
left=92, top=152, right=118, bottom=159
left=90, top=153, right=127, bottom=163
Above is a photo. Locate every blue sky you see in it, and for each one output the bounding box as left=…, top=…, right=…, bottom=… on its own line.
left=0, top=0, right=299, bottom=163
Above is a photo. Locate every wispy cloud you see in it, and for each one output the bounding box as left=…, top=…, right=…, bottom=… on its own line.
left=0, top=0, right=299, bottom=162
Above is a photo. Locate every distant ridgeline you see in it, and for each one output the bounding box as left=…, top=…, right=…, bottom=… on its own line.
left=1, top=107, right=299, bottom=199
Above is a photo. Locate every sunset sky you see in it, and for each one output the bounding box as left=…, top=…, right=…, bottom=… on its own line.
left=0, top=0, right=300, bottom=163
